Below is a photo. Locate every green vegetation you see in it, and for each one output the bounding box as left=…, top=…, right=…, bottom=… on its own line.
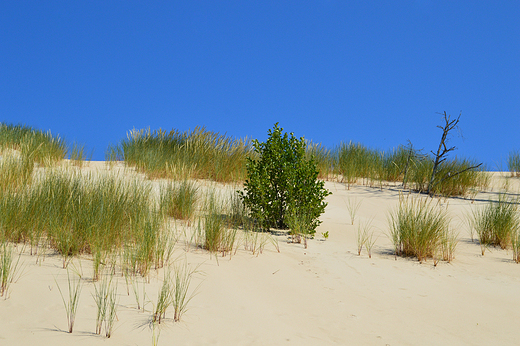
left=56, top=269, right=83, bottom=333
left=0, top=152, right=34, bottom=192
left=470, top=194, right=520, bottom=255
left=198, top=190, right=238, bottom=256
left=160, top=179, right=199, bottom=221
left=388, top=194, right=455, bottom=263
left=240, top=123, right=331, bottom=233
left=356, top=220, right=376, bottom=258
left=0, top=168, right=167, bottom=276
left=0, top=123, right=67, bottom=166
left=0, top=242, right=23, bottom=298
left=111, top=127, right=252, bottom=182
left=508, top=150, right=520, bottom=177
left=93, top=274, right=118, bottom=337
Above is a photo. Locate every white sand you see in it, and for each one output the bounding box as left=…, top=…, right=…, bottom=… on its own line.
left=1, top=166, right=520, bottom=345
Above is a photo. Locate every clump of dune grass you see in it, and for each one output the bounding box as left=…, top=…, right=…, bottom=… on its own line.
left=388, top=194, right=454, bottom=263
left=356, top=219, right=376, bottom=258
left=470, top=194, right=519, bottom=255
left=346, top=198, right=362, bottom=225
left=160, top=180, right=199, bottom=221
left=69, top=142, right=91, bottom=168
left=407, top=157, right=488, bottom=198
left=56, top=269, right=83, bottom=333
left=286, top=209, right=315, bottom=248
left=198, top=190, right=238, bottom=257
left=306, top=140, right=334, bottom=179
left=508, top=150, right=520, bottom=177
left=93, top=273, right=118, bottom=337
left=0, top=242, right=23, bottom=298
left=113, top=127, right=252, bottom=182
left=153, top=271, right=171, bottom=324
left=511, top=230, right=520, bottom=263
left=171, top=261, right=199, bottom=322
left=0, top=168, right=168, bottom=276
left=0, top=152, right=34, bottom=192
left=0, top=123, right=67, bottom=166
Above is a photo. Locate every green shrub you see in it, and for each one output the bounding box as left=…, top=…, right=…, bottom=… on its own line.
left=239, top=123, right=331, bottom=234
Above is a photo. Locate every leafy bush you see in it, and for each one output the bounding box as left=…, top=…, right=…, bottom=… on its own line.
left=239, top=123, right=331, bottom=235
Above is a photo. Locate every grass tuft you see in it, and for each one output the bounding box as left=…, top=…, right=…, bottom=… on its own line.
left=388, top=194, right=454, bottom=263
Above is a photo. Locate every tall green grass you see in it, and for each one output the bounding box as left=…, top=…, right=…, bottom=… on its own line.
left=330, top=141, right=488, bottom=197
left=0, top=168, right=168, bottom=276
left=112, top=127, right=252, bottom=182
left=0, top=152, right=34, bottom=192
left=160, top=180, right=199, bottom=221
left=470, top=194, right=519, bottom=255
left=0, top=123, right=67, bottom=166
left=388, top=194, right=455, bottom=263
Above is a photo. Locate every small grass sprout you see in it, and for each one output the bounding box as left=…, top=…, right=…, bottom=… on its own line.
left=346, top=198, right=362, bottom=225
left=93, top=273, right=118, bottom=337
left=56, top=269, right=83, bottom=333
left=0, top=242, right=23, bottom=298
left=171, top=260, right=200, bottom=322
left=356, top=219, right=375, bottom=257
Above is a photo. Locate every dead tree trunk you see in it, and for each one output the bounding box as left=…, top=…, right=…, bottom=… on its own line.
left=426, top=111, right=482, bottom=196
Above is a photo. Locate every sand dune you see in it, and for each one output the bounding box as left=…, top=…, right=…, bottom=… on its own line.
left=1, top=165, right=519, bottom=345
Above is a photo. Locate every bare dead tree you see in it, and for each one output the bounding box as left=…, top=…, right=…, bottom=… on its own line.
left=426, top=111, right=482, bottom=196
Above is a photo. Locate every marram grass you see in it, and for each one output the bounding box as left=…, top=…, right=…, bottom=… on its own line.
left=112, top=127, right=253, bottom=182
left=388, top=194, right=455, bottom=263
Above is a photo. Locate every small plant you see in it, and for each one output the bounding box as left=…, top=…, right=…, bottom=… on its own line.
left=471, top=194, right=519, bottom=255
left=346, top=198, right=362, bottom=225
left=171, top=260, right=199, bottom=322
left=239, top=123, right=331, bottom=232
left=153, top=271, right=172, bottom=324
left=322, top=231, right=329, bottom=240
left=388, top=194, right=454, bottom=263
left=356, top=220, right=375, bottom=258
left=508, top=150, right=520, bottom=177
left=56, top=269, right=83, bottom=333
left=160, top=180, right=199, bottom=221
left=286, top=209, right=315, bottom=248
left=511, top=230, right=520, bottom=263
left=201, top=191, right=238, bottom=256
left=0, top=242, right=23, bottom=298
left=93, top=274, right=118, bottom=337
left=69, top=142, right=91, bottom=167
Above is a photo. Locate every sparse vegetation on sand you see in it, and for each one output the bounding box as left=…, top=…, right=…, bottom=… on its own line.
left=110, top=127, right=252, bottom=182
left=388, top=194, right=456, bottom=263
left=508, top=150, right=520, bottom=177
left=470, top=194, right=520, bottom=256
left=0, top=123, right=67, bottom=166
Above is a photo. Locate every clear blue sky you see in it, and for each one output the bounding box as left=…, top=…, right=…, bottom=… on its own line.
left=1, top=1, right=519, bottom=168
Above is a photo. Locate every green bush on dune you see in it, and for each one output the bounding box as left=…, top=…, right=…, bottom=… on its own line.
left=239, top=123, right=331, bottom=239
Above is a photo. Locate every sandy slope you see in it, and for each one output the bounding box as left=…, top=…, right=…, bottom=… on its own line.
left=1, top=165, right=519, bottom=346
